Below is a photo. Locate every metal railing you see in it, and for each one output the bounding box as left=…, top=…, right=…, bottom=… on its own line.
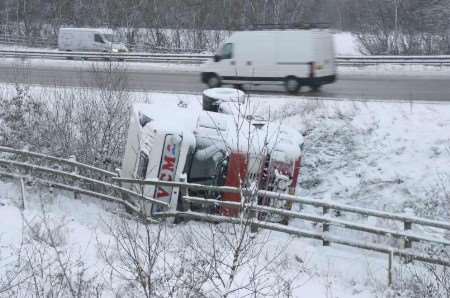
left=0, top=34, right=57, bottom=48
left=0, top=147, right=449, bottom=286
left=1, top=49, right=450, bottom=66
left=114, top=177, right=450, bottom=270
left=0, top=146, right=167, bottom=218
left=0, top=49, right=209, bottom=64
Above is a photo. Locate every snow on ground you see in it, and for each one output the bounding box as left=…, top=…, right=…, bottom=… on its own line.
left=0, top=180, right=380, bottom=298
left=0, top=44, right=58, bottom=52
left=334, top=32, right=362, bottom=56
left=339, top=64, right=450, bottom=77
left=1, top=84, right=450, bottom=296
left=0, top=57, right=203, bottom=73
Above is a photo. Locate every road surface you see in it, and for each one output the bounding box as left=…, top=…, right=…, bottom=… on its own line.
left=0, top=62, right=449, bottom=101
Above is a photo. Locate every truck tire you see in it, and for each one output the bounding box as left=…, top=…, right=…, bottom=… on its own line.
left=285, top=77, right=301, bottom=94
left=207, top=74, right=222, bottom=88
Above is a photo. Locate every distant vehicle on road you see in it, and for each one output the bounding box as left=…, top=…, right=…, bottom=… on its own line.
left=58, top=28, right=128, bottom=53
left=201, top=27, right=337, bottom=94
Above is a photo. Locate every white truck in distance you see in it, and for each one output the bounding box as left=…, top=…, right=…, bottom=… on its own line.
left=120, top=88, right=304, bottom=223
left=201, top=29, right=336, bottom=94
left=58, top=28, right=128, bottom=52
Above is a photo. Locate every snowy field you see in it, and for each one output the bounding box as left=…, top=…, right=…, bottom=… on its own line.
left=333, top=32, right=361, bottom=56
left=1, top=85, right=450, bottom=297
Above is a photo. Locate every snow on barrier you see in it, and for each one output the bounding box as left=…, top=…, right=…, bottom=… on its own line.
left=0, top=146, right=167, bottom=221
left=0, top=146, right=449, bottom=286
left=1, top=49, right=450, bottom=66
left=114, top=178, right=450, bottom=272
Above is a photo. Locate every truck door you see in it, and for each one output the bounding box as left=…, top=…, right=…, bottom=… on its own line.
left=221, top=152, right=247, bottom=217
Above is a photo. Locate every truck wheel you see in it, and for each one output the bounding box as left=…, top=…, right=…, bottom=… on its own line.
left=207, top=74, right=222, bottom=88
left=285, top=77, right=301, bottom=94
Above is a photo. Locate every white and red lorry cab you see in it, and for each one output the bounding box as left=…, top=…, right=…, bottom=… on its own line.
left=120, top=89, right=304, bottom=222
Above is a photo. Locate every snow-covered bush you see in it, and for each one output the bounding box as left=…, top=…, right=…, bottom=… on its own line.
left=0, top=196, right=104, bottom=297
left=0, top=85, right=47, bottom=149
left=0, top=63, right=130, bottom=171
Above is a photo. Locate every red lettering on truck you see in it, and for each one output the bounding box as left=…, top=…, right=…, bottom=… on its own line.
left=162, top=156, right=176, bottom=171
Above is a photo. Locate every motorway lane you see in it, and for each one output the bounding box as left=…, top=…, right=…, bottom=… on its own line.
left=0, top=62, right=449, bottom=101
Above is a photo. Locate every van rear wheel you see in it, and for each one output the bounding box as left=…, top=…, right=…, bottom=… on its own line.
left=285, top=77, right=301, bottom=94
left=207, top=74, right=222, bottom=88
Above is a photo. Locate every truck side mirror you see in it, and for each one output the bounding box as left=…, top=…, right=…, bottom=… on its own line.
left=213, top=54, right=221, bottom=62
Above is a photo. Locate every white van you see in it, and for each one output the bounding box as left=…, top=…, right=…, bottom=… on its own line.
left=58, top=28, right=128, bottom=52
left=201, top=29, right=336, bottom=94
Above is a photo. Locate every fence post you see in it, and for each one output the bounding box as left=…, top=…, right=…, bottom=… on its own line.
left=403, top=220, right=412, bottom=249
left=175, top=177, right=187, bottom=224
left=248, top=189, right=258, bottom=234
left=19, top=177, right=25, bottom=210
left=388, top=249, right=394, bottom=287
left=69, top=155, right=79, bottom=200
left=322, top=206, right=330, bottom=246
left=115, top=168, right=121, bottom=185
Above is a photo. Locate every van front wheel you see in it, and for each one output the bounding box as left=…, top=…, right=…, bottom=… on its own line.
left=207, top=74, right=222, bottom=88
left=285, top=77, right=301, bottom=94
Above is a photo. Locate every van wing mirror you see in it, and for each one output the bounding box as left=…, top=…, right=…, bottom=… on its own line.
left=213, top=54, right=221, bottom=62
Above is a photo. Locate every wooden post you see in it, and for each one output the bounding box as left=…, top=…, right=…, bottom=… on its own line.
left=322, top=206, right=330, bottom=246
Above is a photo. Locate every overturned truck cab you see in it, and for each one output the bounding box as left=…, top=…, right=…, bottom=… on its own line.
left=120, top=88, right=304, bottom=224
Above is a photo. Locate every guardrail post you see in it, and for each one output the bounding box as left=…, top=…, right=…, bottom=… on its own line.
left=69, top=155, right=79, bottom=200
left=322, top=206, right=330, bottom=246
left=246, top=189, right=258, bottom=234
left=388, top=249, right=393, bottom=287
left=175, top=177, right=187, bottom=224
left=115, top=168, right=121, bottom=186
left=403, top=220, right=412, bottom=249
left=19, top=177, right=25, bottom=210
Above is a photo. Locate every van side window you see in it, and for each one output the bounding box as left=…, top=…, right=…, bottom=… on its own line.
left=94, top=34, right=104, bottom=43
left=221, top=43, right=233, bottom=59
left=136, top=151, right=149, bottom=179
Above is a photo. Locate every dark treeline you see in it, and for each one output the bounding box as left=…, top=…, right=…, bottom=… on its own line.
left=1, top=0, right=449, bottom=54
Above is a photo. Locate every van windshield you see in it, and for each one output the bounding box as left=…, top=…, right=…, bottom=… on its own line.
left=219, top=43, right=233, bottom=59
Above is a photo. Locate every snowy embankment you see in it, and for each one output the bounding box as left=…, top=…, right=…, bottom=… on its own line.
left=1, top=85, right=449, bottom=297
